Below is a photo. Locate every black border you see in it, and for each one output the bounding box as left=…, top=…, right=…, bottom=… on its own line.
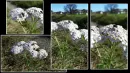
left=1, top=0, right=129, bottom=72
left=44, top=0, right=51, bottom=35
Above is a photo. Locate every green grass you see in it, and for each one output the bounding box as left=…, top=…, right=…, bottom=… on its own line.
left=91, top=14, right=127, bottom=29
left=51, top=30, right=87, bottom=69
left=52, top=14, right=88, bottom=29
left=10, top=1, right=43, bottom=9
left=91, top=39, right=127, bottom=69
left=1, top=36, right=51, bottom=71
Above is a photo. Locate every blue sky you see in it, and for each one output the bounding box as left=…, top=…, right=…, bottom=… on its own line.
left=51, top=4, right=128, bottom=12
left=91, top=4, right=128, bottom=12
left=51, top=4, right=88, bottom=12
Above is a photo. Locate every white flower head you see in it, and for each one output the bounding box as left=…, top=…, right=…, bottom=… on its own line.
left=11, top=45, right=24, bottom=54
left=40, top=16, right=43, bottom=24
left=39, top=13, right=43, bottom=20
left=23, top=41, right=39, bottom=51
left=26, top=7, right=43, bottom=19
left=51, top=22, right=58, bottom=32
left=57, top=20, right=78, bottom=31
left=80, top=29, right=88, bottom=40
left=10, top=8, right=28, bottom=22
left=91, top=26, right=101, bottom=48
left=30, top=50, right=39, bottom=58
left=99, top=24, right=127, bottom=47
left=98, top=24, right=128, bottom=60
left=70, top=29, right=81, bottom=41
left=39, top=49, right=48, bottom=59
left=16, top=41, right=26, bottom=46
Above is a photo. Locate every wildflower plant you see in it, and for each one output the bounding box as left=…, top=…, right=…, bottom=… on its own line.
left=1, top=36, right=51, bottom=71
left=51, top=20, right=88, bottom=69
left=9, top=7, right=43, bottom=34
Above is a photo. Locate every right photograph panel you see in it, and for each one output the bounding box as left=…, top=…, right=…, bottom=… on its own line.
left=51, top=3, right=88, bottom=70
left=90, top=3, right=128, bottom=69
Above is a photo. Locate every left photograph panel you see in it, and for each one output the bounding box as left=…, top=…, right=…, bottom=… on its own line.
left=1, top=35, right=51, bottom=72
left=6, top=0, right=44, bottom=34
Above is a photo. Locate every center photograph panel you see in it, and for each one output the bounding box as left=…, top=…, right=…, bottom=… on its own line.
left=51, top=3, right=88, bottom=70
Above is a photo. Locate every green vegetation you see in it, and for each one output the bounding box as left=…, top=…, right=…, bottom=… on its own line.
left=91, top=14, right=127, bottom=29
left=10, top=1, right=43, bottom=9
left=51, top=30, right=87, bottom=69
left=91, top=39, right=127, bottom=69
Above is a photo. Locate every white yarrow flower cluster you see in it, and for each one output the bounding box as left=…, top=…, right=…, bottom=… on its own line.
left=39, top=49, right=48, bottom=59
left=80, top=29, right=88, bottom=40
left=11, top=41, right=26, bottom=54
left=91, top=26, right=102, bottom=48
left=23, top=41, right=39, bottom=51
left=30, top=50, right=39, bottom=58
left=10, top=7, right=43, bottom=24
left=51, top=20, right=88, bottom=43
left=56, top=20, right=79, bottom=32
left=10, top=8, right=28, bottom=22
left=51, top=22, right=58, bottom=32
left=11, top=41, right=48, bottom=59
left=70, top=29, right=82, bottom=41
left=52, top=20, right=88, bottom=52
left=26, top=7, right=43, bottom=19
left=99, top=24, right=128, bottom=59
left=88, top=24, right=128, bottom=60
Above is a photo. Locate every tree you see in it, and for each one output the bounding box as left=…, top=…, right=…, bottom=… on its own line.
left=123, top=9, right=127, bottom=13
left=73, top=9, right=79, bottom=14
left=105, top=4, right=118, bottom=13
left=81, top=9, right=88, bottom=14
left=64, top=4, right=77, bottom=14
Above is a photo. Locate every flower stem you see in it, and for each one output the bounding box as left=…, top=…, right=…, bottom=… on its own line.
left=54, top=36, right=63, bottom=58
left=19, top=22, right=27, bottom=34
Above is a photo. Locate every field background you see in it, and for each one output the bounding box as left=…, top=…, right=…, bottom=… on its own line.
left=52, top=14, right=88, bottom=29
left=91, top=13, right=127, bottom=29
left=52, top=13, right=127, bottom=29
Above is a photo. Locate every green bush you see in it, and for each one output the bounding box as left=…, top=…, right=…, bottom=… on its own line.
left=91, top=14, right=127, bottom=29
left=115, top=14, right=127, bottom=29
left=97, top=14, right=118, bottom=25
left=52, top=14, right=88, bottom=29
left=10, top=1, right=43, bottom=9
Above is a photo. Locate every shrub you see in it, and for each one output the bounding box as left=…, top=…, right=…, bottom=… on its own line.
left=52, top=14, right=88, bottom=29
left=91, top=14, right=127, bottom=29
left=10, top=1, right=43, bottom=9
left=97, top=14, right=118, bottom=25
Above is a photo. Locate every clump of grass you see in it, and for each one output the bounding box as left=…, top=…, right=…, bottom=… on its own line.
left=91, top=39, right=127, bottom=69
left=1, top=36, right=51, bottom=71
left=21, top=16, right=43, bottom=34
left=51, top=30, right=87, bottom=69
